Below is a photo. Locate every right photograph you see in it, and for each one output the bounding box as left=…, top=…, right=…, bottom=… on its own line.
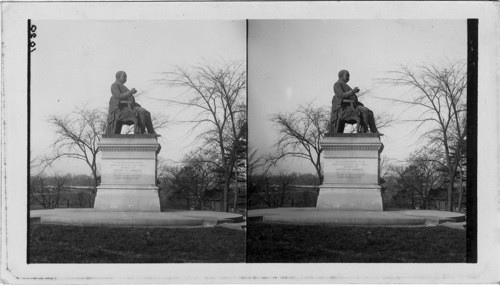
left=247, top=20, right=473, bottom=263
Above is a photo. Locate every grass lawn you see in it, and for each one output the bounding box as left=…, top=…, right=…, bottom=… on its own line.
left=247, top=223, right=466, bottom=263
left=29, top=224, right=245, bottom=263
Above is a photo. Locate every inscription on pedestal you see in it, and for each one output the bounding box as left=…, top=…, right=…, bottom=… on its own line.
left=333, top=159, right=367, bottom=182
left=111, top=161, right=146, bottom=183
left=324, top=158, right=378, bottom=184
left=102, top=159, right=155, bottom=185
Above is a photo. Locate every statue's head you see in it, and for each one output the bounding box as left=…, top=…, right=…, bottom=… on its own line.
left=338, top=70, right=350, bottom=83
left=116, top=71, right=127, bottom=84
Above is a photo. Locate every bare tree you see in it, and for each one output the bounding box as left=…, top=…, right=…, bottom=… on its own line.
left=397, top=152, right=444, bottom=209
left=248, top=171, right=297, bottom=208
left=231, top=120, right=247, bottom=212
left=156, top=160, right=180, bottom=209
left=45, top=107, right=106, bottom=190
left=277, top=172, right=293, bottom=207
left=248, top=145, right=264, bottom=178
left=268, top=102, right=329, bottom=184
left=379, top=60, right=467, bottom=211
left=186, top=151, right=219, bottom=210
left=29, top=173, right=68, bottom=208
left=155, top=60, right=246, bottom=212
left=30, top=174, right=48, bottom=208
left=170, top=152, right=218, bottom=210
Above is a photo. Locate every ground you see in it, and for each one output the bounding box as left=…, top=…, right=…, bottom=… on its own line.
left=29, top=224, right=245, bottom=263
left=246, top=223, right=466, bottom=263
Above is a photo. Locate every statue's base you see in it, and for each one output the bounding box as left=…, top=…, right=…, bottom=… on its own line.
left=316, top=185, right=383, bottom=211
left=94, top=135, right=161, bottom=212
left=94, top=186, right=161, bottom=212
left=317, top=134, right=384, bottom=211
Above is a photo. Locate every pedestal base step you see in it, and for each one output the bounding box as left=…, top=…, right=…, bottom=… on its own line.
left=94, top=189, right=161, bottom=212
left=316, top=186, right=383, bottom=211
left=247, top=208, right=465, bottom=226
left=30, top=209, right=244, bottom=227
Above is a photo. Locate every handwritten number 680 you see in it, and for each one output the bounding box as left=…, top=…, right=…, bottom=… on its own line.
left=30, top=24, right=37, bottom=52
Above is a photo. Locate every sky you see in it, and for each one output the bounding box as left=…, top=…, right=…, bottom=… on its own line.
left=31, top=20, right=246, bottom=175
left=30, top=19, right=467, bottom=177
left=248, top=20, right=467, bottom=174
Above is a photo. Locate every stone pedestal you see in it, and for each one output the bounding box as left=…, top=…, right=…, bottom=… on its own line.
left=94, top=134, right=161, bottom=212
left=317, top=134, right=384, bottom=211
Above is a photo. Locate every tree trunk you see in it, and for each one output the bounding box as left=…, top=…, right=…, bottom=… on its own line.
left=447, top=172, right=454, bottom=212
left=316, top=168, right=323, bottom=185
left=223, top=174, right=230, bottom=212
left=92, top=168, right=99, bottom=194
left=233, top=178, right=239, bottom=213
left=457, top=166, right=463, bottom=212
left=410, top=186, right=414, bottom=209
left=55, top=189, right=61, bottom=208
left=280, top=186, right=286, bottom=207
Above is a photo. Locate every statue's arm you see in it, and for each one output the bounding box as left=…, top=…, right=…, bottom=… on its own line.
left=333, top=83, right=356, bottom=99
left=111, top=84, right=133, bottom=100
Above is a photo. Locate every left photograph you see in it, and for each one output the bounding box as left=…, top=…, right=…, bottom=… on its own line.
left=28, top=20, right=247, bottom=263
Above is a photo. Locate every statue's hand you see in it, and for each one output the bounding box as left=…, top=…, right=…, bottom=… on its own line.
left=353, top=87, right=360, bottom=93
left=130, top=88, right=137, bottom=95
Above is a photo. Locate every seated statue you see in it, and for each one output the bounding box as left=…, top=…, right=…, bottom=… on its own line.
left=105, top=71, right=157, bottom=135
left=329, top=70, right=383, bottom=136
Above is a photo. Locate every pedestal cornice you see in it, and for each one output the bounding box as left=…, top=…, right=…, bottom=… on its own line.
left=102, top=134, right=161, bottom=138
left=320, top=134, right=384, bottom=153
left=324, top=133, right=380, bottom=138
left=98, top=135, right=161, bottom=154
left=321, top=144, right=382, bottom=151
left=99, top=146, right=160, bottom=152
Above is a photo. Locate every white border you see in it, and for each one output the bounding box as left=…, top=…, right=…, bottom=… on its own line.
left=1, top=2, right=499, bottom=284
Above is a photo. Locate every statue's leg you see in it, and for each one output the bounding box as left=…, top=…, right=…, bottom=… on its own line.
left=358, top=106, right=379, bottom=133
left=133, top=108, right=146, bottom=134
left=132, top=117, right=139, bottom=134
left=359, top=120, right=368, bottom=133
left=330, top=120, right=336, bottom=134
left=136, top=107, right=156, bottom=134
left=145, top=112, right=156, bottom=134
left=331, top=120, right=338, bottom=133
left=366, top=109, right=379, bottom=133
left=357, top=106, right=370, bottom=133
left=138, top=117, right=145, bottom=134
left=143, top=111, right=156, bottom=134
left=115, top=121, right=123, bottom=134
left=105, top=122, right=112, bottom=135
left=338, top=121, right=345, bottom=133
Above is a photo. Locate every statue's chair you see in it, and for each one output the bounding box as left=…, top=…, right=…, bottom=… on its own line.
left=330, top=99, right=365, bottom=134
left=116, top=100, right=142, bottom=134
